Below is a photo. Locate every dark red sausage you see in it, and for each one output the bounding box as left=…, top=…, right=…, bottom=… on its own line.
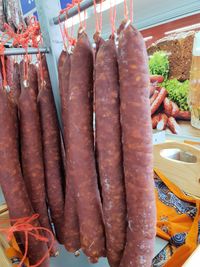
left=118, top=21, right=156, bottom=267
left=150, top=90, right=159, bottom=105
left=157, top=113, right=168, bottom=131
left=151, top=113, right=161, bottom=129
left=151, top=87, right=168, bottom=115
left=18, top=62, right=58, bottom=256
left=175, top=110, right=191, bottom=121
left=95, top=37, right=126, bottom=267
left=66, top=29, right=105, bottom=262
left=58, top=50, right=81, bottom=253
left=163, top=97, right=179, bottom=117
left=168, top=117, right=181, bottom=134
left=38, top=56, right=65, bottom=245
left=0, top=88, right=49, bottom=267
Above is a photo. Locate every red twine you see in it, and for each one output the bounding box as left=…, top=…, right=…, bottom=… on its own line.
left=0, top=214, right=54, bottom=267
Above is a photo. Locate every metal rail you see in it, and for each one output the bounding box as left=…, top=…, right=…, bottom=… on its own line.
left=53, top=0, right=94, bottom=25
left=3, top=47, right=49, bottom=56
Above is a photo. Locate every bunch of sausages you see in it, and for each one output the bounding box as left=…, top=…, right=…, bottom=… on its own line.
left=58, top=20, right=156, bottom=267
left=0, top=56, right=65, bottom=266
left=150, top=83, right=191, bottom=134
left=0, top=20, right=156, bottom=267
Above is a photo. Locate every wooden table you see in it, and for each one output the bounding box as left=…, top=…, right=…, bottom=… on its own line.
left=166, top=121, right=200, bottom=139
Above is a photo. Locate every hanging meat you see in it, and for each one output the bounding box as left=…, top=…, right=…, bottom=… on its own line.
left=0, top=0, right=5, bottom=31
left=118, top=21, right=156, bottom=267
left=37, top=56, right=65, bottom=245
left=18, top=61, right=58, bottom=256
left=0, top=87, right=49, bottom=267
left=66, top=28, right=105, bottom=262
left=58, top=50, right=81, bottom=252
left=4, top=0, right=25, bottom=30
left=95, top=36, right=127, bottom=267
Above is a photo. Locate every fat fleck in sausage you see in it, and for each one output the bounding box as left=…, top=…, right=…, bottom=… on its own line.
left=38, top=56, right=65, bottom=244
left=18, top=62, right=58, bottom=256
left=0, top=88, right=49, bottom=267
left=58, top=50, right=81, bottom=252
left=66, top=29, right=105, bottom=262
left=95, top=37, right=126, bottom=267
left=118, top=21, right=156, bottom=267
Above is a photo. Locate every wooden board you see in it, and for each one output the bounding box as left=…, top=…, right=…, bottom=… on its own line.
left=153, top=141, right=200, bottom=198
left=166, top=121, right=200, bottom=138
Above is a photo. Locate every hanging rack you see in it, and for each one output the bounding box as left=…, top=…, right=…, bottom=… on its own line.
left=53, top=0, right=95, bottom=25
left=3, top=47, right=49, bottom=56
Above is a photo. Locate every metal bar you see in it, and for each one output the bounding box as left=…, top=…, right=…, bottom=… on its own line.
left=3, top=47, right=49, bottom=56
left=35, top=0, right=63, bottom=129
left=53, top=0, right=94, bottom=25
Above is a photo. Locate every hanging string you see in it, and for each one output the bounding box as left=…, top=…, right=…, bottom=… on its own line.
left=123, top=0, right=128, bottom=21
left=93, top=0, right=99, bottom=33
left=130, top=0, right=133, bottom=23
left=0, top=214, right=54, bottom=267
left=58, top=13, right=67, bottom=50
left=75, top=0, right=83, bottom=28
left=99, top=0, right=103, bottom=33
left=109, top=0, right=117, bottom=35
left=0, top=33, right=12, bottom=90
left=83, top=10, right=87, bottom=29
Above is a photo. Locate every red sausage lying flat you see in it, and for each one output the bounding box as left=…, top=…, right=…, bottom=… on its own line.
left=118, top=21, right=156, bottom=267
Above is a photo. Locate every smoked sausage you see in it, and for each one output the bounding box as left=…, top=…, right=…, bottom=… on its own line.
left=38, top=56, right=65, bottom=244
left=118, top=21, right=156, bottom=267
left=95, top=37, right=126, bottom=267
left=0, top=88, right=49, bottom=267
left=18, top=62, right=58, bottom=256
left=151, top=87, right=168, bottom=115
left=58, top=50, right=81, bottom=252
left=66, top=29, right=105, bottom=262
left=168, top=117, right=181, bottom=134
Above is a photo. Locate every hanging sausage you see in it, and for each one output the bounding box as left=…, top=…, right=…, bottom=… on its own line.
left=118, top=21, right=156, bottom=267
left=95, top=36, right=127, bottom=267
left=0, top=87, right=49, bottom=267
left=18, top=61, right=58, bottom=256
left=66, top=28, right=105, bottom=262
left=37, top=55, right=65, bottom=245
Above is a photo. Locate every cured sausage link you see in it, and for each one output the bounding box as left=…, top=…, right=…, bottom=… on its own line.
left=18, top=63, right=57, bottom=256
left=0, top=89, right=49, bottom=267
left=58, top=51, right=81, bottom=252
left=95, top=38, right=126, bottom=267
left=118, top=22, right=156, bottom=267
left=38, top=56, right=65, bottom=244
left=67, top=30, right=105, bottom=262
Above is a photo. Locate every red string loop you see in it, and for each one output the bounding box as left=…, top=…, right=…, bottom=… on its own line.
left=0, top=214, right=54, bottom=267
